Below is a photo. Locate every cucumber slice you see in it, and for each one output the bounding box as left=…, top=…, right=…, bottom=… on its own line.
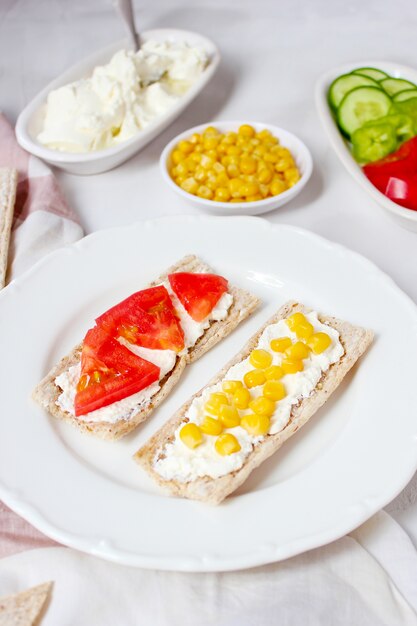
left=328, top=73, right=379, bottom=110
left=351, top=123, right=397, bottom=163
left=393, top=89, right=417, bottom=102
left=352, top=67, right=388, bottom=81
left=380, top=78, right=417, bottom=95
left=337, top=86, right=392, bottom=136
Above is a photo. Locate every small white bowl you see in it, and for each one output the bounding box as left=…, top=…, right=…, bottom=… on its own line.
left=15, top=29, right=220, bottom=175
left=315, top=61, right=417, bottom=232
left=159, top=121, right=313, bottom=215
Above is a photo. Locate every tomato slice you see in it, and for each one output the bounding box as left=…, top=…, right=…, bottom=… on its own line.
left=96, top=285, right=184, bottom=352
left=168, top=273, right=228, bottom=322
left=384, top=175, right=417, bottom=211
left=74, top=326, right=160, bottom=416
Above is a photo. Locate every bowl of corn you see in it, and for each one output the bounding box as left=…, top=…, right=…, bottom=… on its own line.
left=160, top=121, right=313, bottom=215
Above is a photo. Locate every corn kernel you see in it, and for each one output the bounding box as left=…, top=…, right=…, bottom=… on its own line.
left=172, top=149, right=185, bottom=165
left=281, top=358, right=304, bottom=374
left=257, top=168, right=273, bottom=184
left=244, top=369, right=266, bottom=388
left=180, top=177, right=199, bottom=195
left=239, top=124, right=256, bottom=138
left=286, top=312, right=307, bottom=331
left=197, top=185, right=213, bottom=200
left=215, top=187, right=231, bottom=202
left=190, top=133, right=201, bottom=144
left=285, top=341, right=310, bottom=360
left=200, top=155, right=215, bottom=170
left=295, top=321, right=314, bottom=340
left=179, top=423, right=203, bottom=449
left=194, top=167, right=207, bottom=183
left=307, top=332, right=332, bottom=354
left=227, top=163, right=240, bottom=178
left=240, top=413, right=270, bottom=436
left=270, top=337, right=292, bottom=353
left=264, top=152, right=279, bottom=164
left=200, top=416, right=223, bottom=436
left=206, top=392, right=229, bottom=411
left=215, top=433, right=241, bottom=455
left=257, top=129, right=272, bottom=141
left=216, top=172, right=230, bottom=187
left=249, top=396, right=276, bottom=417
left=275, top=156, right=293, bottom=171
left=227, top=145, right=241, bottom=157
left=270, top=179, right=287, bottom=195
left=233, top=387, right=251, bottom=409
left=240, top=156, right=257, bottom=175
left=178, top=140, right=193, bottom=154
left=240, top=182, right=259, bottom=197
left=223, top=131, right=237, bottom=145
left=204, top=126, right=219, bottom=136
left=249, top=349, right=273, bottom=369
left=175, top=162, right=189, bottom=177
left=264, top=365, right=284, bottom=381
left=263, top=381, right=286, bottom=401
left=284, top=167, right=300, bottom=186
left=247, top=194, right=263, bottom=202
left=204, top=136, right=219, bottom=150
left=222, top=380, right=243, bottom=394
left=229, top=177, right=244, bottom=198
left=219, top=404, right=240, bottom=428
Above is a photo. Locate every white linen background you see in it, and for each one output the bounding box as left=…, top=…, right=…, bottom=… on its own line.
left=1, top=0, right=417, bottom=622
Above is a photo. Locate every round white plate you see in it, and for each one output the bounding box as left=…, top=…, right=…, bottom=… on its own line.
left=1, top=216, right=416, bottom=572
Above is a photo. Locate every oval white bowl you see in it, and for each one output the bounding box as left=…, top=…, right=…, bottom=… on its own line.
left=15, top=29, right=220, bottom=175
left=315, top=61, right=417, bottom=232
left=159, top=121, right=313, bottom=215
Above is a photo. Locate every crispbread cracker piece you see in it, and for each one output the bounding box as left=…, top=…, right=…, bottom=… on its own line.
left=134, top=300, right=374, bottom=504
left=32, top=255, right=260, bottom=440
left=0, top=168, right=17, bottom=289
left=0, top=581, right=52, bottom=626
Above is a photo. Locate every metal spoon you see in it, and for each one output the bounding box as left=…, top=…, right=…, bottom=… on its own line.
left=113, top=0, right=140, bottom=51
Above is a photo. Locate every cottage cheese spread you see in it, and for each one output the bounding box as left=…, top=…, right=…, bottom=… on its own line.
left=55, top=289, right=233, bottom=422
left=153, top=312, right=344, bottom=482
left=38, top=40, right=208, bottom=153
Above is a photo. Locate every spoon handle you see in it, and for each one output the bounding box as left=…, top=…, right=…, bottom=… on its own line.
left=113, top=0, right=140, bottom=51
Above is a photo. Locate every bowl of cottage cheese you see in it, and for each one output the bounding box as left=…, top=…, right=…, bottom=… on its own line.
left=16, top=29, right=219, bottom=174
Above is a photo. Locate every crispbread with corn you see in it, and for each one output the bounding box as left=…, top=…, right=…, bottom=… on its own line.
left=0, top=168, right=17, bottom=289
left=32, top=255, right=260, bottom=440
left=134, top=300, right=373, bottom=504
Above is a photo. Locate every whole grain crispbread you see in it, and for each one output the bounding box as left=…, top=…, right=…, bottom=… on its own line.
left=32, top=255, right=260, bottom=440
left=0, top=581, right=52, bottom=626
left=134, top=300, right=373, bottom=504
left=0, top=168, right=17, bottom=289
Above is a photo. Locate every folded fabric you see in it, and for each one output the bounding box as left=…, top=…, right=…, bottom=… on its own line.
left=0, top=113, right=83, bottom=281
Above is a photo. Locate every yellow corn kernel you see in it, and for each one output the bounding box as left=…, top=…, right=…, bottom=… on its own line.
left=229, top=177, right=244, bottom=198
left=307, top=332, right=332, bottom=354
left=219, top=404, right=240, bottom=428
left=270, top=179, right=287, bottom=196
left=194, top=167, right=207, bottom=183
left=257, top=168, right=273, bottom=184
left=270, top=337, right=292, bottom=353
left=285, top=341, right=310, bottom=360
left=216, top=172, right=230, bottom=187
left=215, top=433, right=241, bottom=456
left=222, top=380, right=243, bottom=394
left=264, top=152, right=279, bottom=164
left=190, top=133, right=201, bottom=144
left=185, top=157, right=197, bottom=172
left=205, top=392, right=229, bottom=413
left=257, top=129, right=272, bottom=141
left=233, top=387, right=251, bottom=409
left=275, top=156, right=293, bottom=172
left=247, top=194, right=263, bottom=202
left=204, top=136, right=219, bottom=150
left=216, top=143, right=228, bottom=155
left=264, top=365, right=284, bottom=381
left=240, top=156, right=257, bottom=175
left=206, top=149, right=218, bottom=161
left=281, top=358, right=304, bottom=374
left=223, top=131, right=237, bottom=145
left=263, top=381, right=286, bottom=401
left=286, top=312, right=308, bottom=331
left=240, top=182, right=259, bottom=197
left=171, top=149, right=185, bottom=165
left=249, top=396, right=276, bottom=417
left=206, top=176, right=218, bottom=191
left=259, top=184, right=270, bottom=198
left=200, top=416, right=223, bottom=436
left=179, top=423, right=203, bottom=449
left=239, top=124, right=256, bottom=138
left=249, top=349, right=273, bottom=369
left=197, top=185, right=214, bottom=200
left=227, top=163, right=240, bottom=178
left=200, top=155, right=215, bottom=170
left=241, top=413, right=270, bottom=436
left=178, top=140, right=193, bottom=154
left=295, top=321, right=314, bottom=340
left=244, top=369, right=266, bottom=388
left=284, top=167, right=300, bottom=186
left=174, top=175, right=186, bottom=185
left=180, top=177, right=199, bottom=195
left=215, top=187, right=231, bottom=202
left=175, top=162, right=189, bottom=177
left=204, top=125, right=219, bottom=136
left=227, top=145, right=241, bottom=157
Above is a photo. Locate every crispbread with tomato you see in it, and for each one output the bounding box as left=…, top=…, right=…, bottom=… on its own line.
left=32, top=255, right=260, bottom=440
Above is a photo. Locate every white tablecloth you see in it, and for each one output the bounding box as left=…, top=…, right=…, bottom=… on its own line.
left=1, top=0, right=417, bottom=619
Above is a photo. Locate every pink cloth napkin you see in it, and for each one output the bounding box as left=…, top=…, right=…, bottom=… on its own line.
left=0, top=113, right=83, bottom=556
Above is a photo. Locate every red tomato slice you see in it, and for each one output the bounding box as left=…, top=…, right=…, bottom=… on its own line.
left=96, top=285, right=184, bottom=352
left=384, top=176, right=417, bottom=211
left=74, top=326, right=160, bottom=416
left=168, top=273, right=228, bottom=322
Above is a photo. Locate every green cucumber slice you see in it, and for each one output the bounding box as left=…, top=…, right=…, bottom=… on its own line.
left=351, top=123, right=397, bottom=163
left=337, top=86, right=392, bottom=136
left=393, top=89, right=417, bottom=102
left=352, top=67, right=388, bottom=81
left=380, top=77, right=417, bottom=95
left=328, top=73, right=379, bottom=110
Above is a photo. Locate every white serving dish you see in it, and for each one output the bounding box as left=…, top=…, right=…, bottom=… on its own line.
left=159, top=121, right=313, bottom=215
left=15, top=29, right=220, bottom=175
left=315, top=61, right=417, bottom=232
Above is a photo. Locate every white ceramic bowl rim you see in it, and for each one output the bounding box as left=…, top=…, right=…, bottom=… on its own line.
left=160, top=120, right=313, bottom=210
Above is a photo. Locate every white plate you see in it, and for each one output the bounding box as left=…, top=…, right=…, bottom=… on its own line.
left=1, top=216, right=417, bottom=572
left=160, top=121, right=313, bottom=215
left=15, top=29, right=220, bottom=175
left=315, top=61, right=417, bottom=232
